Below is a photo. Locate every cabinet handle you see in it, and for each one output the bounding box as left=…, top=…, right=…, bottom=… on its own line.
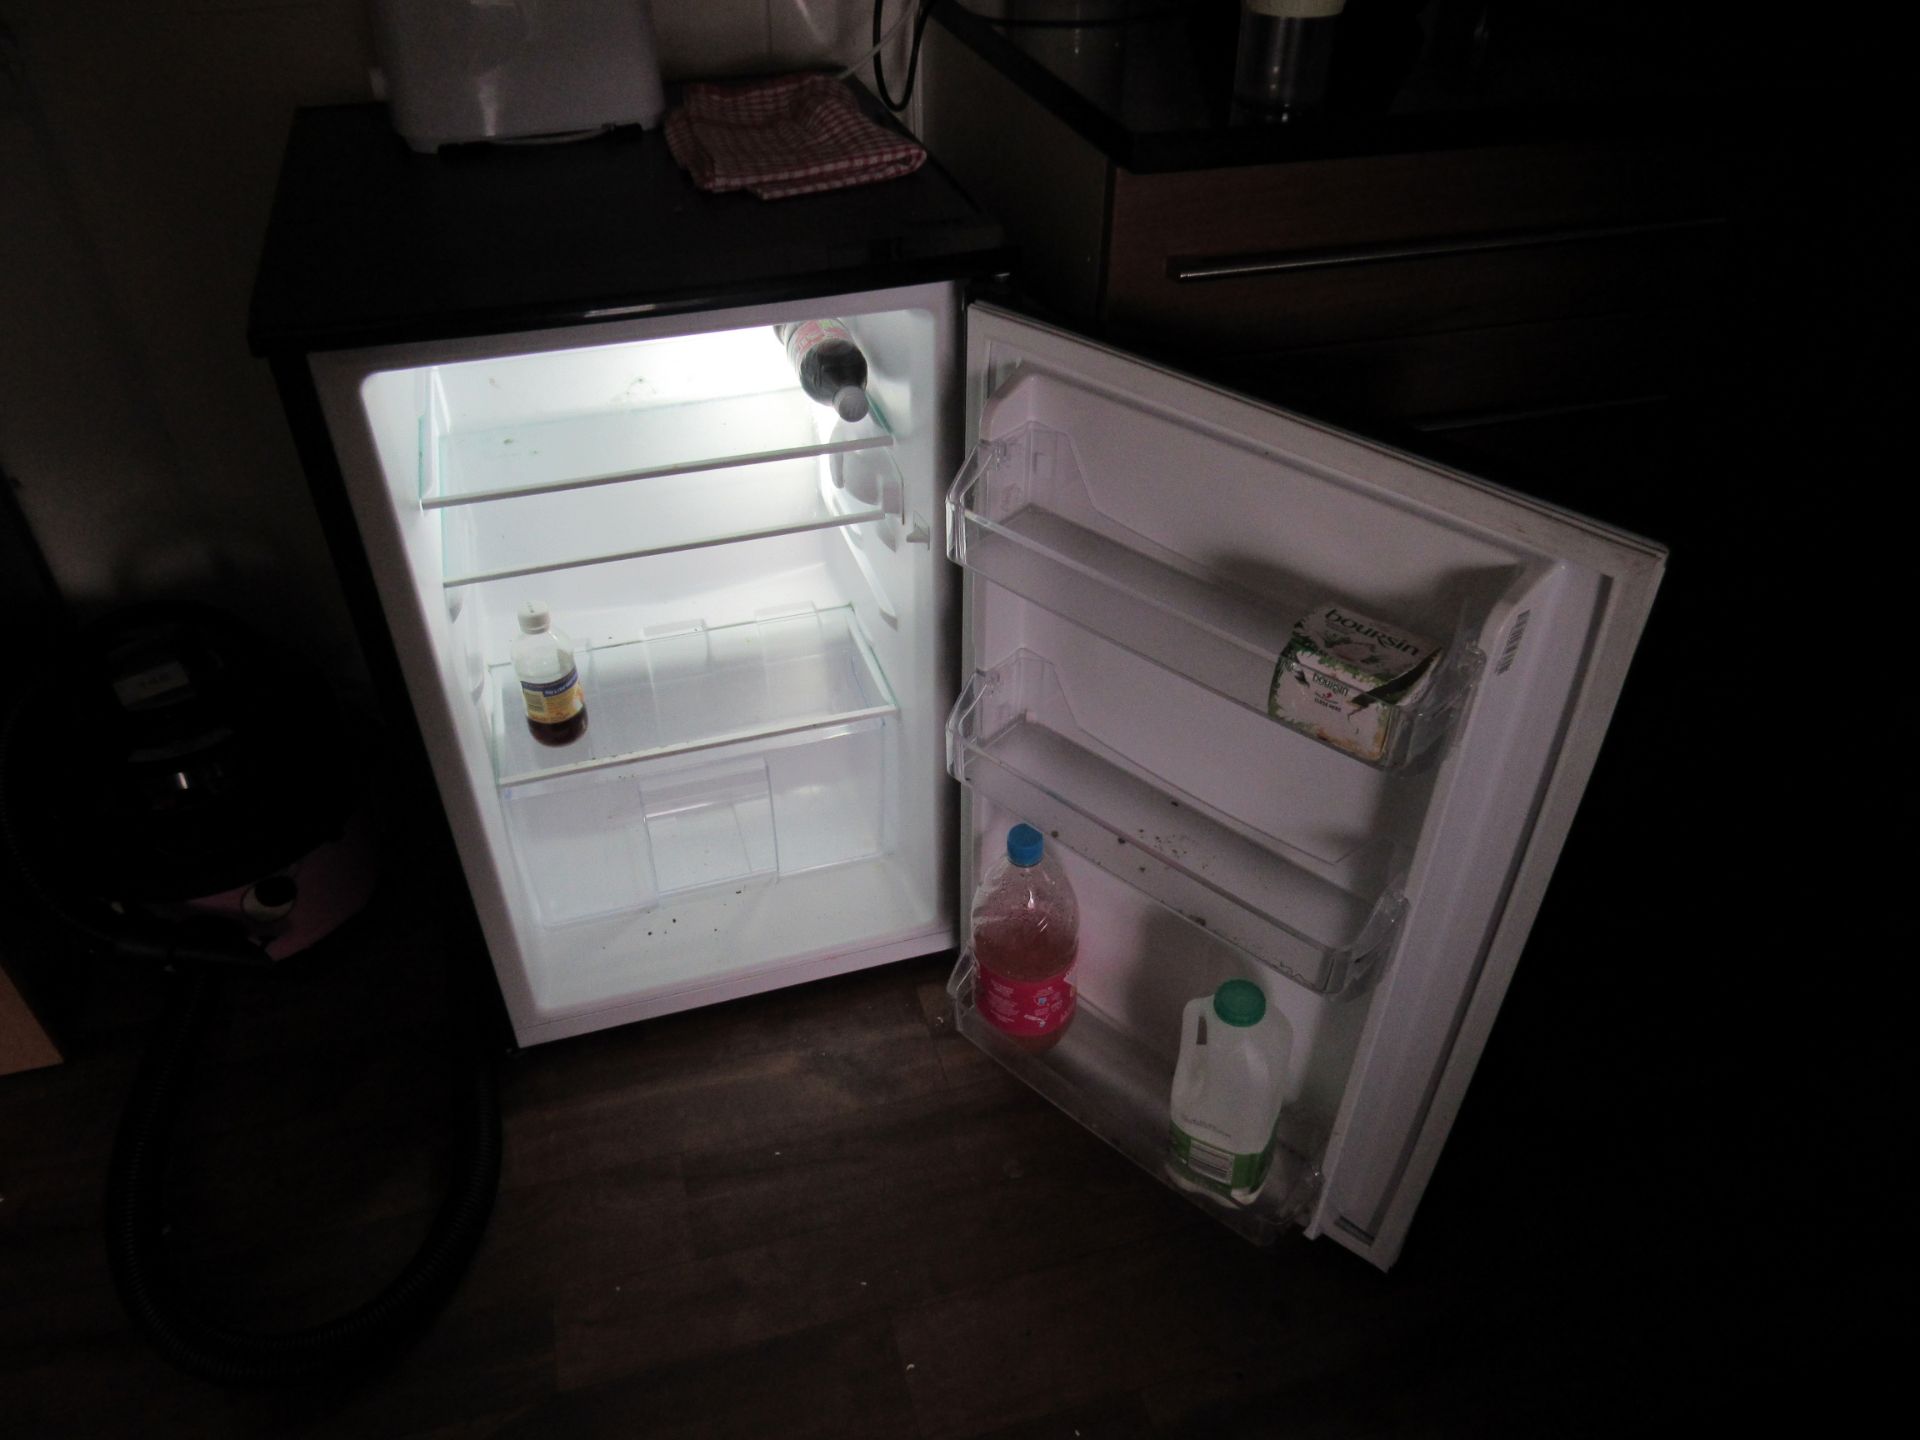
left=1167, top=215, right=1724, bottom=282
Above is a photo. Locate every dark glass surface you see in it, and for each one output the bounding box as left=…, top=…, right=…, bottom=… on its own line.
left=250, top=97, right=1009, bottom=354
left=941, top=0, right=1829, bottom=170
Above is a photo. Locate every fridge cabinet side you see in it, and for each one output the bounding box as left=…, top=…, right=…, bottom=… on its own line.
left=305, top=354, right=547, bottom=1038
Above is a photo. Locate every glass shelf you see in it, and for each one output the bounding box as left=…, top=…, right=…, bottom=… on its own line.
left=948, top=422, right=1483, bottom=771
left=440, top=450, right=900, bottom=589
left=491, top=605, right=896, bottom=787
left=947, top=651, right=1403, bottom=996
left=504, top=716, right=891, bottom=928
left=946, top=954, right=1322, bottom=1247
left=426, top=388, right=896, bottom=510
left=495, top=607, right=896, bottom=928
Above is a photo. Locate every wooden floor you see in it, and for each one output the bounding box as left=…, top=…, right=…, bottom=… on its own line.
left=2, top=387, right=1779, bottom=1433
left=1, top=839, right=1769, bottom=1440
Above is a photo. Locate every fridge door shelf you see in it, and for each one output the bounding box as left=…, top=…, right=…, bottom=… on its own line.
left=425, top=388, right=896, bottom=510
left=946, top=954, right=1322, bottom=1246
left=490, top=605, right=897, bottom=787
left=947, top=651, right=1404, bottom=997
left=948, top=421, right=1484, bottom=772
left=441, top=438, right=906, bottom=589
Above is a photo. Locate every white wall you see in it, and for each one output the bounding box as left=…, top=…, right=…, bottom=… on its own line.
left=657, top=0, right=904, bottom=79
left=0, top=0, right=918, bottom=679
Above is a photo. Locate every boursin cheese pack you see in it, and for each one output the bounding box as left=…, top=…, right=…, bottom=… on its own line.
left=1267, top=602, right=1443, bottom=764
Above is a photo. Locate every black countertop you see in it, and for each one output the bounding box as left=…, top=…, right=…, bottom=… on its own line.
left=936, top=1, right=1798, bottom=173
left=250, top=97, right=1009, bottom=354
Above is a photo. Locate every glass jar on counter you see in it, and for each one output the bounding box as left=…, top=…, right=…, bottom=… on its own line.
left=1233, top=0, right=1345, bottom=121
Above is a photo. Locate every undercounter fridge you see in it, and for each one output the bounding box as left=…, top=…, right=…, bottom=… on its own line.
left=252, top=105, right=1663, bottom=1270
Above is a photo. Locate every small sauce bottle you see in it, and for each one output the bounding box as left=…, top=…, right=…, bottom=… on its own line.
left=512, top=601, right=587, bottom=747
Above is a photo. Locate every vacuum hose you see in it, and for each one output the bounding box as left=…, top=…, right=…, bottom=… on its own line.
left=103, top=958, right=502, bottom=1386
left=0, top=678, right=502, bottom=1387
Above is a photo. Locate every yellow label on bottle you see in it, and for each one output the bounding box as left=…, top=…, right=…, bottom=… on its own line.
left=521, top=668, right=583, bottom=724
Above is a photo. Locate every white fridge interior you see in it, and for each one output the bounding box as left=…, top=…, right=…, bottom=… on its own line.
left=317, top=285, right=967, bottom=1044
left=312, top=291, right=1660, bottom=1268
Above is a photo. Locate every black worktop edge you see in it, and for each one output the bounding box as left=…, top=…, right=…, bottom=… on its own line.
left=248, top=252, right=1016, bottom=357
left=932, top=1, right=1790, bottom=173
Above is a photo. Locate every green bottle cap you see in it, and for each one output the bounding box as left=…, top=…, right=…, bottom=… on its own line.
left=1212, top=979, right=1267, bottom=1027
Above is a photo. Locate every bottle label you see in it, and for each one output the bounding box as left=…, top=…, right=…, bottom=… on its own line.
left=522, top=667, right=584, bottom=725
left=1169, top=1122, right=1276, bottom=1196
left=976, top=962, right=1076, bottom=1039
left=784, top=317, right=850, bottom=363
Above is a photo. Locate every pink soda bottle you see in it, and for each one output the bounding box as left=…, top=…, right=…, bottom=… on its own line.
left=971, top=823, right=1079, bottom=1053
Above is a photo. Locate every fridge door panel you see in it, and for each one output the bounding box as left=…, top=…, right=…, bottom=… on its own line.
left=948, top=412, right=1492, bottom=771
left=953, top=303, right=1663, bottom=1265
left=947, top=649, right=1406, bottom=996
left=944, top=952, right=1325, bottom=1245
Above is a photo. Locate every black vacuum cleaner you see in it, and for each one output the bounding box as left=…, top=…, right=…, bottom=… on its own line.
left=0, top=602, right=501, bottom=1386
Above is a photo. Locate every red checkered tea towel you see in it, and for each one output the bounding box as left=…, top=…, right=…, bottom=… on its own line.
left=664, top=74, right=927, bottom=200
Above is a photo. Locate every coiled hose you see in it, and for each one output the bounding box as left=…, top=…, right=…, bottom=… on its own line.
left=0, top=687, right=502, bottom=1387
left=103, top=956, right=502, bottom=1387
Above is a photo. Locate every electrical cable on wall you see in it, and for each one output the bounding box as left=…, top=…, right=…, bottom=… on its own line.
left=839, top=0, right=920, bottom=79
left=867, top=0, right=937, bottom=113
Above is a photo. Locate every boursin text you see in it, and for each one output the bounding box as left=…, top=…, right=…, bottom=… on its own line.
left=1324, top=608, right=1422, bottom=655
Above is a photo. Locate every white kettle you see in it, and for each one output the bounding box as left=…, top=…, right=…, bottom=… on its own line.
left=369, top=0, right=667, bottom=153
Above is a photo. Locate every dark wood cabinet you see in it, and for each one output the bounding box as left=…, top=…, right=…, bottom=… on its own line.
left=922, top=8, right=1745, bottom=443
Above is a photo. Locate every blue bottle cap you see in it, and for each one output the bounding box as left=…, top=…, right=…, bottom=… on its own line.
left=1007, top=823, right=1045, bottom=867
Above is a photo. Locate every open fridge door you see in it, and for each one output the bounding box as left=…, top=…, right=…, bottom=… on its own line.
left=944, top=303, right=1664, bottom=1268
